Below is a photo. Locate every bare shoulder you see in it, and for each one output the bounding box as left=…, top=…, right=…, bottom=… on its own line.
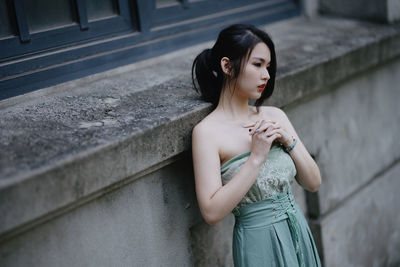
left=193, top=112, right=218, bottom=135
left=258, top=106, right=289, bottom=122
left=191, top=113, right=222, bottom=171
left=192, top=112, right=221, bottom=147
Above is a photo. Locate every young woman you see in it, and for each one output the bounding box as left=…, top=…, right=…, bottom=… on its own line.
left=191, top=24, right=322, bottom=267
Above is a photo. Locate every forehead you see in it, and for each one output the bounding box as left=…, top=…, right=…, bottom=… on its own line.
left=249, top=42, right=271, bottom=61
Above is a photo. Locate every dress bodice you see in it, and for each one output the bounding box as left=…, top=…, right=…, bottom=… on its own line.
left=220, top=143, right=297, bottom=208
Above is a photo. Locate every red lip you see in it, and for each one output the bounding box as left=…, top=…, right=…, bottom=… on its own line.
left=258, top=84, right=266, bottom=92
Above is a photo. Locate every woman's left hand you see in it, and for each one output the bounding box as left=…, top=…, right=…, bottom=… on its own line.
left=265, top=121, right=294, bottom=147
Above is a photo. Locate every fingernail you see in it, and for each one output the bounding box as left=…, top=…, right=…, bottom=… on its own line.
left=266, top=132, right=271, bottom=137
left=249, top=132, right=252, bottom=135
left=255, top=129, right=259, bottom=133
left=241, top=124, right=245, bottom=128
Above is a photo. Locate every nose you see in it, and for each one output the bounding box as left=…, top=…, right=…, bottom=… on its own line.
left=262, top=68, right=270, bottom=81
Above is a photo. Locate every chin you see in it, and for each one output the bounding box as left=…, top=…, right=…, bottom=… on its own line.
left=254, top=92, right=263, bottom=98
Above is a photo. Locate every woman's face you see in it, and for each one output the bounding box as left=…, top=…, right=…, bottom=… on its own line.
left=235, top=42, right=271, bottom=99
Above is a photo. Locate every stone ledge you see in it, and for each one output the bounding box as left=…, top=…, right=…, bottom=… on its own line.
left=320, top=0, right=400, bottom=23
left=1, top=16, right=399, bottom=240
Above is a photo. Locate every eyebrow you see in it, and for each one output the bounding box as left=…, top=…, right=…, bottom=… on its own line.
left=251, top=57, right=271, bottom=64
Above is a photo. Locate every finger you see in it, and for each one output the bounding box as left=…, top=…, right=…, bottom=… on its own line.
left=273, top=122, right=281, bottom=128
left=242, top=120, right=275, bottom=128
left=265, top=128, right=281, bottom=137
left=254, top=120, right=272, bottom=134
left=254, top=122, right=276, bottom=134
left=241, top=122, right=256, bottom=128
left=254, top=120, right=279, bottom=135
left=264, top=123, right=282, bottom=134
left=249, top=120, right=263, bottom=135
left=267, top=133, right=282, bottom=141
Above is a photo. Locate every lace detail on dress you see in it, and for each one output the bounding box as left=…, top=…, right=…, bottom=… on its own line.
left=221, top=144, right=297, bottom=208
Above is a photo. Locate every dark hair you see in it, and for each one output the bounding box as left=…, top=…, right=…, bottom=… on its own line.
left=191, top=24, right=277, bottom=109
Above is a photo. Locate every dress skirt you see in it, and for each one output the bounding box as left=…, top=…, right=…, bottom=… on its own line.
left=232, top=188, right=322, bottom=267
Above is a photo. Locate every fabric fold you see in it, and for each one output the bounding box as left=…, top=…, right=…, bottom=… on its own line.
left=232, top=188, right=321, bottom=267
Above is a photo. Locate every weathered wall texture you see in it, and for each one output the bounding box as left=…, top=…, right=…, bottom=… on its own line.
left=286, top=58, right=400, bottom=267
left=0, top=157, right=199, bottom=267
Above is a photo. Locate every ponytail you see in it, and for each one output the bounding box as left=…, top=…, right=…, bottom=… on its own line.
left=191, top=48, right=223, bottom=107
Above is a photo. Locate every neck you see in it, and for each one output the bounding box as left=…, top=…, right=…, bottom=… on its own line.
left=215, top=83, right=254, bottom=122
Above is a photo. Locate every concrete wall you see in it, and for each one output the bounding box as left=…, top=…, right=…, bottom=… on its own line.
left=0, top=157, right=199, bottom=266
left=320, top=0, right=400, bottom=23
left=286, top=58, right=400, bottom=267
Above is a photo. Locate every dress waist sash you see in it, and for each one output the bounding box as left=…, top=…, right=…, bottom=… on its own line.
left=232, top=188, right=305, bottom=267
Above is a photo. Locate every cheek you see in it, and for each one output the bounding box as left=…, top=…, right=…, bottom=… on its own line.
left=241, top=68, right=255, bottom=80
left=240, top=74, right=251, bottom=85
left=237, top=67, right=256, bottom=87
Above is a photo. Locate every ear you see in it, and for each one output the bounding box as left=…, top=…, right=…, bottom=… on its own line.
left=220, top=57, right=232, bottom=76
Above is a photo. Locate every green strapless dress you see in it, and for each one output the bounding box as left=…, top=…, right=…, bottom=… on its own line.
left=221, top=143, right=321, bottom=267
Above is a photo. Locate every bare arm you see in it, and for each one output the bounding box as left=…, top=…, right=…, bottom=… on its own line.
left=274, top=108, right=322, bottom=192
left=192, top=121, right=279, bottom=226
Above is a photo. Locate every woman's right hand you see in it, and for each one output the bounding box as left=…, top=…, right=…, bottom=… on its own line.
left=243, top=120, right=282, bottom=165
